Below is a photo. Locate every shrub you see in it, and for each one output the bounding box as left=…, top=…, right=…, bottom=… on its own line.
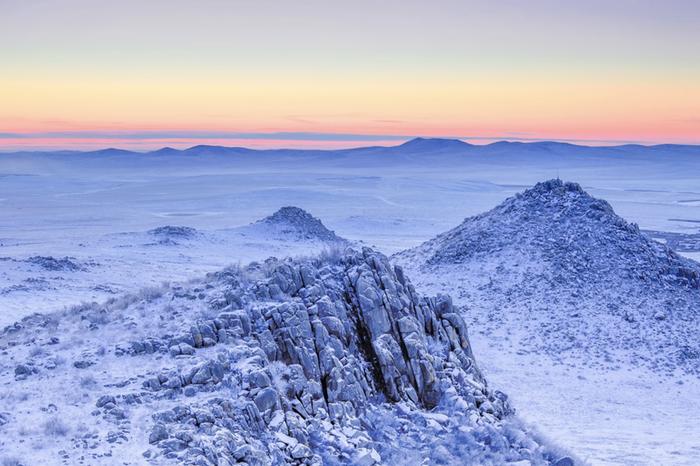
left=29, top=346, right=46, bottom=357
left=316, top=244, right=346, bottom=265
left=42, top=417, right=70, bottom=437
left=1, top=457, right=24, bottom=466
left=267, top=361, right=289, bottom=396
left=79, top=374, right=97, bottom=389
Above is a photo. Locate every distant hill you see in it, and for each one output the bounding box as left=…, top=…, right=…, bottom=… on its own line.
left=396, top=137, right=471, bottom=152
left=3, top=138, right=698, bottom=159
left=245, top=206, right=346, bottom=243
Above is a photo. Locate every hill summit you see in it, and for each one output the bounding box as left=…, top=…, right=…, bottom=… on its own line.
left=424, top=179, right=698, bottom=289
left=255, top=206, right=344, bottom=242
left=397, top=137, right=471, bottom=152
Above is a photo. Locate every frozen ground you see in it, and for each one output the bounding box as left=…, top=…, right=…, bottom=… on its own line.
left=471, top=340, right=700, bottom=465
left=1, top=139, right=699, bottom=464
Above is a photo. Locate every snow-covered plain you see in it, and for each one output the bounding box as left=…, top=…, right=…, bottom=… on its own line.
left=1, top=139, right=699, bottom=464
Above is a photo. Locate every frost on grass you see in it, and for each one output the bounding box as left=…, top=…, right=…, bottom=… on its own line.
left=0, top=247, right=574, bottom=465
left=42, top=417, right=70, bottom=437
left=1, top=457, right=24, bottom=466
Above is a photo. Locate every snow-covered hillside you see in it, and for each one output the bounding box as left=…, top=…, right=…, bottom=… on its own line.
left=2, top=141, right=700, bottom=464
left=0, top=248, right=575, bottom=465
left=394, top=179, right=700, bottom=464
left=242, top=207, right=346, bottom=243
left=395, top=179, right=700, bottom=375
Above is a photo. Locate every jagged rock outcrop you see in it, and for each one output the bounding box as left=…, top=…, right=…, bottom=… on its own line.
left=0, top=247, right=573, bottom=465
left=396, top=179, right=700, bottom=374
left=140, top=248, right=522, bottom=464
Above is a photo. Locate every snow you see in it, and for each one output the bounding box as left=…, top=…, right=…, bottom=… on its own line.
left=0, top=248, right=574, bottom=465
left=1, top=140, right=700, bottom=464
left=393, top=179, right=700, bottom=464
left=473, top=345, right=700, bottom=466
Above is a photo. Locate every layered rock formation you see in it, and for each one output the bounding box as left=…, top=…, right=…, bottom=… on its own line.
left=0, top=248, right=571, bottom=465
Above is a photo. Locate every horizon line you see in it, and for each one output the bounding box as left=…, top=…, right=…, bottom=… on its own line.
left=1, top=131, right=699, bottom=153
left=2, top=137, right=700, bottom=155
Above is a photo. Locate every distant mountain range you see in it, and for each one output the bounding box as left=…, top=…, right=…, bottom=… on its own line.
left=3, top=137, right=700, bottom=157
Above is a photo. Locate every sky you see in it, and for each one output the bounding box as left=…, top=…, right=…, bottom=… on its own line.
left=1, top=0, right=699, bottom=151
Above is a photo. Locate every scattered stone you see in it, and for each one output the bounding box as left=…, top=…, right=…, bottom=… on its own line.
left=73, top=359, right=95, bottom=369
left=149, top=424, right=169, bottom=444
left=553, top=457, right=575, bottom=466
left=148, top=226, right=198, bottom=238
left=14, top=364, right=34, bottom=377
left=26, top=255, right=83, bottom=272
left=96, top=395, right=116, bottom=408
left=254, top=387, right=278, bottom=413
left=169, top=343, right=195, bottom=356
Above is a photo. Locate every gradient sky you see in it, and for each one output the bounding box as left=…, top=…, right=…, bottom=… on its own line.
left=1, top=0, right=699, bottom=150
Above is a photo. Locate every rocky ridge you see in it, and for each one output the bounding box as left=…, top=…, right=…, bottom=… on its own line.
left=0, top=248, right=572, bottom=465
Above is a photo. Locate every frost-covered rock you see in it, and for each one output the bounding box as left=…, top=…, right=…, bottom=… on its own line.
left=253, top=387, right=278, bottom=412
left=169, top=343, right=195, bottom=356
left=148, top=226, right=199, bottom=239
left=0, top=247, right=574, bottom=465
left=25, top=255, right=84, bottom=272
left=14, top=363, right=37, bottom=380
left=149, top=424, right=169, bottom=444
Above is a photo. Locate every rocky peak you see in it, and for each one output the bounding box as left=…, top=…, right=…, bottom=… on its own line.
left=230, top=247, right=493, bottom=414
left=264, top=206, right=317, bottom=224
left=256, top=206, right=343, bottom=242
left=521, top=178, right=585, bottom=197
left=501, top=179, right=614, bottom=219
left=411, top=180, right=699, bottom=290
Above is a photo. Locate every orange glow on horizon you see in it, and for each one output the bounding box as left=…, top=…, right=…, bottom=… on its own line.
left=1, top=1, right=698, bottom=150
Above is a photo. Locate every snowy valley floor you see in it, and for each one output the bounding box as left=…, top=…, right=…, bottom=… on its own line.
left=2, top=147, right=700, bottom=465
